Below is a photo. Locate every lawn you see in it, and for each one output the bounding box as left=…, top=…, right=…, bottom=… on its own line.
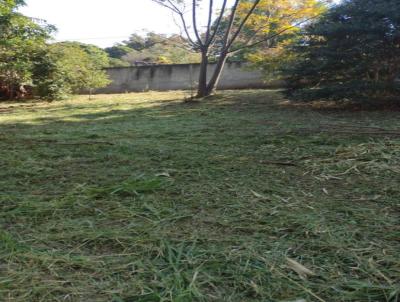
left=0, top=90, right=399, bottom=302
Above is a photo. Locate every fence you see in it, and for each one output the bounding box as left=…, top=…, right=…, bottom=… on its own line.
left=95, top=62, right=283, bottom=94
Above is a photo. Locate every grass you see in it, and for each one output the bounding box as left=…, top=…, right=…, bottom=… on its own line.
left=0, top=90, right=399, bottom=302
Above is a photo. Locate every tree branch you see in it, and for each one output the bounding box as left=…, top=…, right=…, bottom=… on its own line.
left=206, top=0, right=228, bottom=47
left=228, top=13, right=325, bottom=54
left=229, top=9, right=316, bottom=52
left=151, top=0, right=198, bottom=47
left=178, top=12, right=198, bottom=47
left=219, top=0, right=240, bottom=54
left=225, top=0, right=261, bottom=51
left=204, top=0, right=214, bottom=45
left=192, top=0, right=204, bottom=47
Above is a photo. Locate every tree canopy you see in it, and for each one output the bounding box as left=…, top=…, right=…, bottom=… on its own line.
left=34, top=42, right=110, bottom=99
left=0, top=1, right=110, bottom=100
left=105, top=32, right=200, bottom=66
left=285, top=0, right=400, bottom=101
left=230, top=0, right=324, bottom=58
left=0, top=0, right=54, bottom=98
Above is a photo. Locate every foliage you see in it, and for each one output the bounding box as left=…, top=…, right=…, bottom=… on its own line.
left=108, top=58, right=131, bottom=68
left=105, top=44, right=132, bottom=59
left=33, top=42, right=111, bottom=100
left=0, top=1, right=110, bottom=100
left=0, top=90, right=399, bottom=301
left=105, top=33, right=200, bottom=65
left=285, top=0, right=400, bottom=102
left=247, top=40, right=300, bottom=80
left=0, top=0, right=54, bottom=99
left=222, top=0, right=325, bottom=62
left=31, top=50, right=71, bottom=100
left=0, top=0, right=25, bottom=15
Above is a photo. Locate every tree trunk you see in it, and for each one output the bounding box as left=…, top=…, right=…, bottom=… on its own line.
left=8, top=83, right=15, bottom=100
left=205, top=52, right=228, bottom=96
left=196, top=51, right=209, bottom=98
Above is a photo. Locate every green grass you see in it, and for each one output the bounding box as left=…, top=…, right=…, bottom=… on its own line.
left=0, top=90, right=399, bottom=302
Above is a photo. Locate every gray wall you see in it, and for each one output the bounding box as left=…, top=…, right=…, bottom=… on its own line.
left=96, top=62, right=280, bottom=94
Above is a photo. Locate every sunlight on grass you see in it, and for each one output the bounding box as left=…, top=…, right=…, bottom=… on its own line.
left=0, top=90, right=399, bottom=302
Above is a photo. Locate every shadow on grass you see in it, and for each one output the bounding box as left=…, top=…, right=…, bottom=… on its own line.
left=0, top=90, right=399, bottom=302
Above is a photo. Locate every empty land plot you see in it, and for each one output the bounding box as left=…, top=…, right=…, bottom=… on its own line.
left=0, top=90, right=399, bottom=301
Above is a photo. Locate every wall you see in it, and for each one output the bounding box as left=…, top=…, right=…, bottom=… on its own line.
left=96, top=62, right=281, bottom=94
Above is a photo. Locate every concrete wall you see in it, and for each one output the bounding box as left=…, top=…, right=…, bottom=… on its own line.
left=96, top=62, right=280, bottom=94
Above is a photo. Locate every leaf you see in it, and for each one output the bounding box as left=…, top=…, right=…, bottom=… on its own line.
left=286, top=258, right=315, bottom=279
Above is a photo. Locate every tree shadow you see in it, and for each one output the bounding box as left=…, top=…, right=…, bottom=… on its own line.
left=1, top=89, right=399, bottom=196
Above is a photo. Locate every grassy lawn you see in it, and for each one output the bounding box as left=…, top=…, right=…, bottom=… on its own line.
left=0, top=90, right=399, bottom=302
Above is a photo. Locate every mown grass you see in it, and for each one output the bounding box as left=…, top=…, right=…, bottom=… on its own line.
left=0, top=90, right=399, bottom=302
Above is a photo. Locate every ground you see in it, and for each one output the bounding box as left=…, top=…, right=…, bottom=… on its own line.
left=0, top=90, right=399, bottom=302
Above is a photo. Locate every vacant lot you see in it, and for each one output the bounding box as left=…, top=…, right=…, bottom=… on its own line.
left=0, top=90, right=399, bottom=302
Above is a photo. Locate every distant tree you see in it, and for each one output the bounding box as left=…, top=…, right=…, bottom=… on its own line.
left=121, top=32, right=179, bottom=51
left=105, top=44, right=133, bottom=59
left=123, top=33, right=148, bottom=50
left=286, top=0, right=400, bottom=102
left=104, top=45, right=131, bottom=67
left=106, top=32, right=200, bottom=65
left=122, top=35, right=200, bottom=65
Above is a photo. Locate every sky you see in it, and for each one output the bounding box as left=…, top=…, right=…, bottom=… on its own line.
left=19, top=0, right=230, bottom=48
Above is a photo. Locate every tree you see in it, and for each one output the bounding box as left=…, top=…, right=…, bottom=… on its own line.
left=216, top=0, right=324, bottom=62
left=1, top=2, right=110, bottom=100
left=286, top=0, right=400, bottom=102
left=0, top=0, right=54, bottom=99
left=45, top=42, right=111, bottom=98
left=32, top=42, right=111, bottom=100
left=151, top=0, right=323, bottom=98
left=105, top=44, right=132, bottom=59
left=151, top=0, right=260, bottom=97
left=105, top=32, right=200, bottom=66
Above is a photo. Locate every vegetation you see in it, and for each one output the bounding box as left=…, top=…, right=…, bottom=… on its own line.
left=3, top=0, right=399, bottom=103
left=1, top=90, right=399, bottom=301
left=0, top=1, right=110, bottom=100
left=47, top=42, right=110, bottom=98
left=218, top=0, right=325, bottom=62
left=105, top=33, right=200, bottom=66
left=106, top=0, right=323, bottom=69
left=152, top=0, right=323, bottom=98
left=1, top=1, right=399, bottom=300
left=0, top=0, right=54, bottom=99
left=283, top=0, right=400, bottom=102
